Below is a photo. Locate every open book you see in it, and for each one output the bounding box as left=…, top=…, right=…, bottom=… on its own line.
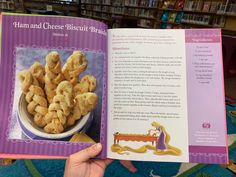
left=0, top=13, right=228, bottom=164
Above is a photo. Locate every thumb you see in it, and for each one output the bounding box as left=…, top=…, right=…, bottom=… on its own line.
left=69, top=143, right=102, bottom=164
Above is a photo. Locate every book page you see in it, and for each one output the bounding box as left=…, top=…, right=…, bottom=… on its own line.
left=0, top=14, right=108, bottom=158
left=107, top=29, right=189, bottom=162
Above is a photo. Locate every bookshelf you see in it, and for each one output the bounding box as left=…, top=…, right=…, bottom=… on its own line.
left=81, top=0, right=236, bottom=34
left=81, top=0, right=159, bottom=28
left=0, top=0, right=79, bottom=15
left=14, top=0, right=24, bottom=13
left=0, top=0, right=24, bottom=13
left=158, top=0, right=236, bottom=32
left=0, top=0, right=15, bottom=12
left=81, top=0, right=112, bottom=25
left=23, top=0, right=79, bottom=16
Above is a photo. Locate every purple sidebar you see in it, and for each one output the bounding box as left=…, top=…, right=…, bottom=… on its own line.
left=185, top=29, right=228, bottom=164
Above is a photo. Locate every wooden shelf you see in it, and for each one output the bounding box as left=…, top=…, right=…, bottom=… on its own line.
left=159, top=8, right=222, bottom=15
left=0, top=2, right=13, bottom=4
left=82, top=9, right=101, bottom=13
left=101, top=10, right=111, bottom=14
left=83, top=2, right=124, bottom=8
left=137, top=24, right=150, bottom=28
left=0, top=8, right=14, bottom=11
left=81, top=8, right=113, bottom=16
left=181, top=21, right=213, bottom=27
left=215, top=12, right=236, bottom=18
left=183, top=9, right=218, bottom=15
left=122, top=14, right=155, bottom=20
left=112, top=12, right=124, bottom=16
left=82, top=14, right=111, bottom=22
left=224, top=13, right=236, bottom=17
left=158, top=8, right=182, bottom=12
left=24, top=0, right=78, bottom=5
left=137, top=15, right=156, bottom=20
left=125, top=5, right=157, bottom=9
left=111, top=4, right=124, bottom=7
left=223, top=28, right=236, bottom=32
left=120, top=14, right=138, bottom=20
left=102, top=4, right=112, bottom=6
left=83, top=2, right=101, bottom=6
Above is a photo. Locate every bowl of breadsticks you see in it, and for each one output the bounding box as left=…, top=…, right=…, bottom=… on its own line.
left=17, top=51, right=98, bottom=140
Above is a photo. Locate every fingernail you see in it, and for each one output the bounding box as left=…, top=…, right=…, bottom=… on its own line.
left=129, top=167, right=137, bottom=173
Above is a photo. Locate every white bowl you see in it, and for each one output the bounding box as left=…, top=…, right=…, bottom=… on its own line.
left=17, top=94, right=91, bottom=140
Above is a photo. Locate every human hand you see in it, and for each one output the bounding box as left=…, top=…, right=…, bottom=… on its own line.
left=64, top=143, right=137, bottom=177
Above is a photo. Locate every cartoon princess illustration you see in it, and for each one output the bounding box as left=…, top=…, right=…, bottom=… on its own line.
left=111, top=121, right=181, bottom=156
left=148, top=122, right=169, bottom=151
left=157, top=126, right=167, bottom=150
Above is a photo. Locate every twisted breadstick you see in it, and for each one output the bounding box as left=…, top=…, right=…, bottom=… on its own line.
left=62, top=51, right=88, bottom=86
left=18, top=51, right=98, bottom=133
left=43, top=118, right=64, bottom=134
left=18, top=70, right=39, bottom=94
left=76, top=92, right=98, bottom=115
left=45, top=51, right=64, bottom=103
left=67, top=92, right=98, bottom=126
left=25, top=85, right=48, bottom=127
left=74, top=74, right=96, bottom=95
left=56, top=80, right=74, bottom=108
left=44, top=81, right=73, bottom=134
left=30, top=62, right=45, bottom=86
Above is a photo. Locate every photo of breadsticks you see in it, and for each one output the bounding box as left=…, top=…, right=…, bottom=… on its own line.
left=9, top=48, right=104, bottom=142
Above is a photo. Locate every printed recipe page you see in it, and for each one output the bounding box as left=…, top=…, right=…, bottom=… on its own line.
left=107, top=29, right=189, bottom=162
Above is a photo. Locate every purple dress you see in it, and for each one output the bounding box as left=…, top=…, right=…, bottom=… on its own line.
left=156, top=128, right=167, bottom=150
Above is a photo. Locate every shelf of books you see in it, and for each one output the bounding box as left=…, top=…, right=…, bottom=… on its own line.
left=0, top=0, right=24, bottom=13
left=81, top=0, right=236, bottom=34
left=157, top=0, right=236, bottom=33
left=14, top=0, right=24, bottom=13
left=0, top=0, right=15, bottom=12
left=81, top=0, right=159, bottom=28
left=23, top=0, right=79, bottom=16
left=81, top=0, right=112, bottom=25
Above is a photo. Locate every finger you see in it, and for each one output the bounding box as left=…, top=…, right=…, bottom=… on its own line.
left=120, top=160, right=137, bottom=173
left=91, top=159, right=113, bottom=170
left=68, top=143, right=102, bottom=164
left=92, top=158, right=113, bottom=167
